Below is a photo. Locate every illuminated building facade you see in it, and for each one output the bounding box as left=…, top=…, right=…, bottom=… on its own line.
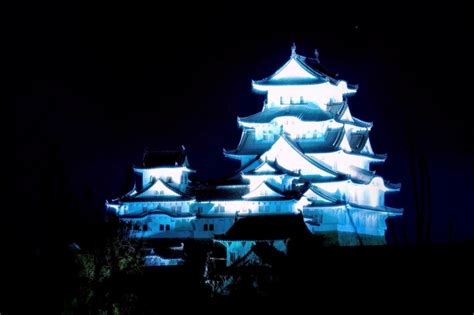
left=106, top=45, right=403, bottom=247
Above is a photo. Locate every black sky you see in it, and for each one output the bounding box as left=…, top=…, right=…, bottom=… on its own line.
left=14, top=2, right=473, bottom=249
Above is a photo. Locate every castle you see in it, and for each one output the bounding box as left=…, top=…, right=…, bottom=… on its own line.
left=106, top=44, right=402, bottom=251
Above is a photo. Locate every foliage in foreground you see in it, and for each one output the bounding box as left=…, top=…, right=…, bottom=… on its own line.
left=64, top=218, right=145, bottom=314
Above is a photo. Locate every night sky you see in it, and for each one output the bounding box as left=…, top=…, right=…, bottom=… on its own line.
left=14, top=1, right=473, bottom=252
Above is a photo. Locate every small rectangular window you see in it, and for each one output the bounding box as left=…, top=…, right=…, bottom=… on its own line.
left=314, top=213, right=323, bottom=225
left=166, top=224, right=170, bottom=231
left=160, top=224, right=164, bottom=231
left=209, top=224, right=214, bottom=231
left=204, top=224, right=208, bottom=231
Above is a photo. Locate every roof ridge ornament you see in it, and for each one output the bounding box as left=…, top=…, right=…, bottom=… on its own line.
left=291, top=43, right=296, bottom=57
left=314, top=48, right=320, bottom=63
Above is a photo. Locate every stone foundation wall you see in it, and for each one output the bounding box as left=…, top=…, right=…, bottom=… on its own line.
left=315, top=231, right=386, bottom=246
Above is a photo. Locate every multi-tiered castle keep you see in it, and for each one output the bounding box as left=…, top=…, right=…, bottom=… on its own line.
left=106, top=45, right=402, bottom=247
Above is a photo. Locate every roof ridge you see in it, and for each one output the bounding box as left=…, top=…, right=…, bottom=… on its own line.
left=131, top=178, right=157, bottom=197
left=159, top=178, right=192, bottom=198
left=383, top=180, right=402, bottom=190
left=343, top=150, right=387, bottom=161
left=263, top=180, right=286, bottom=196
left=294, top=56, right=331, bottom=81
left=308, top=185, right=341, bottom=203
left=272, top=159, right=300, bottom=177
left=280, top=134, right=340, bottom=177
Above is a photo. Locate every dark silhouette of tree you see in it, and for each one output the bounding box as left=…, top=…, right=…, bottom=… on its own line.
left=409, top=143, right=423, bottom=244
left=409, top=142, right=434, bottom=245
left=420, top=154, right=433, bottom=243
left=64, top=218, right=145, bottom=313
